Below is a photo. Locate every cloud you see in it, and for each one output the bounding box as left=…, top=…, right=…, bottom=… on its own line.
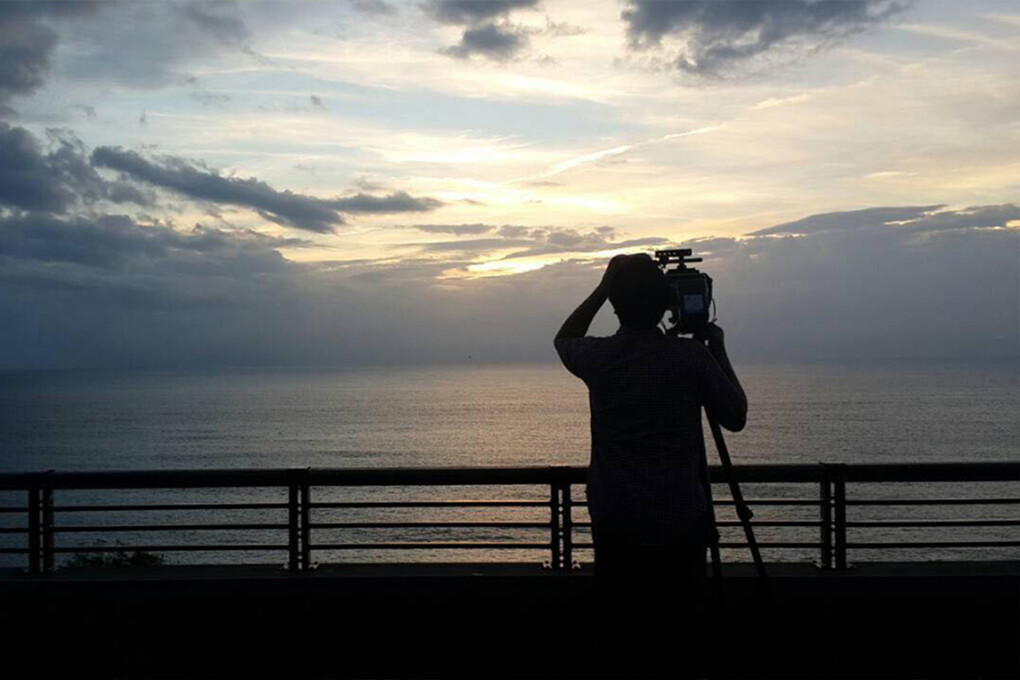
left=1, top=2, right=251, bottom=113
left=497, top=225, right=533, bottom=238
left=893, top=204, right=1020, bottom=234
left=750, top=205, right=945, bottom=235
left=440, top=22, right=532, bottom=62
left=55, top=1, right=260, bottom=89
left=0, top=212, right=301, bottom=273
left=425, top=0, right=539, bottom=25
left=328, top=191, right=443, bottom=214
left=0, top=211, right=315, bottom=368
left=428, top=0, right=540, bottom=62
left=749, top=204, right=1019, bottom=236
left=416, top=237, right=535, bottom=253
left=0, top=123, right=152, bottom=213
left=353, top=0, right=397, bottom=15
left=404, top=224, right=669, bottom=258
left=179, top=1, right=250, bottom=46
left=0, top=19, right=57, bottom=114
left=500, top=233, right=668, bottom=259
left=705, top=204, right=1019, bottom=361
left=621, top=0, right=909, bottom=76
left=91, top=146, right=342, bottom=233
left=0, top=2, right=105, bottom=113
left=412, top=224, right=495, bottom=236
left=72, top=104, right=97, bottom=119
left=91, top=147, right=442, bottom=233
left=544, top=18, right=586, bottom=37
left=190, top=90, right=232, bottom=107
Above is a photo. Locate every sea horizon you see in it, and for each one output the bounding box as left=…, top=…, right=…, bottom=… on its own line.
left=3, top=359, right=1016, bottom=474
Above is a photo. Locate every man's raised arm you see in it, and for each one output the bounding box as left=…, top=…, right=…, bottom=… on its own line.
left=555, top=255, right=626, bottom=341
left=555, top=286, right=608, bottom=341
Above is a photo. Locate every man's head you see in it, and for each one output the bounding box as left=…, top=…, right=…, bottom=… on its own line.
left=607, top=254, right=671, bottom=329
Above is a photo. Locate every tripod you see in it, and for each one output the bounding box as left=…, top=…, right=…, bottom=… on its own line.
left=700, top=393, right=768, bottom=580
left=653, top=245, right=766, bottom=580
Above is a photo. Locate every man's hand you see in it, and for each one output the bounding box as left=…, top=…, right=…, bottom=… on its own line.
left=694, top=322, right=725, bottom=348
left=597, top=253, right=631, bottom=293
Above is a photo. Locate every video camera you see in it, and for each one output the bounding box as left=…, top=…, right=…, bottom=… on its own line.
left=655, top=248, right=713, bottom=335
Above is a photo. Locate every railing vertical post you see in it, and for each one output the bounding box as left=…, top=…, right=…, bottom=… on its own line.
left=41, top=485, right=54, bottom=573
left=27, top=486, right=40, bottom=574
left=819, top=470, right=833, bottom=569
left=549, top=480, right=562, bottom=570
left=834, top=469, right=848, bottom=570
left=562, top=482, right=573, bottom=570
left=287, top=477, right=300, bottom=572
left=300, top=476, right=311, bottom=570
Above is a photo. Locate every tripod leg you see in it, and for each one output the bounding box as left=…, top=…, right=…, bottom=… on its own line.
left=706, top=415, right=767, bottom=579
left=709, top=542, right=722, bottom=580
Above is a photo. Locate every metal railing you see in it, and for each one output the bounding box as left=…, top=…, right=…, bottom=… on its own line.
left=0, top=462, right=1017, bottom=573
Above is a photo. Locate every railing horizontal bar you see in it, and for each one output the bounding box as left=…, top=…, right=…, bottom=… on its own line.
left=310, top=522, right=549, bottom=529
left=0, top=470, right=298, bottom=490
left=311, top=501, right=547, bottom=509
left=52, top=524, right=288, bottom=533
left=1, top=461, right=1015, bottom=490
left=847, top=541, right=1020, bottom=549
left=722, top=542, right=821, bottom=549
left=846, top=519, right=1020, bottom=528
left=309, top=543, right=550, bottom=550
left=51, top=545, right=287, bottom=553
left=53, top=503, right=288, bottom=512
left=570, top=520, right=823, bottom=529
left=0, top=548, right=29, bottom=554
left=571, top=499, right=823, bottom=507
left=0, top=508, right=27, bottom=513
left=716, top=499, right=822, bottom=506
left=830, top=463, right=1020, bottom=483
left=0, top=527, right=28, bottom=533
left=846, top=499, right=1020, bottom=506
left=311, top=468, right=580, bottom=487
left=722, top=526, right=824, bottom=530
left=571, top=542, right=822, bottom=550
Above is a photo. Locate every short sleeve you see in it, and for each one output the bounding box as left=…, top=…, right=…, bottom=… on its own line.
left=554, top=336, right=601, bottom=383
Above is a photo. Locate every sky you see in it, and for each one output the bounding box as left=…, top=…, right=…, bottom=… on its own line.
left=0, top=0, right=1017, bottom=369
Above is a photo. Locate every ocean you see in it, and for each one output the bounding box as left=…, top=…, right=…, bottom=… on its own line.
left=1, top=361, right=1017, bottom=565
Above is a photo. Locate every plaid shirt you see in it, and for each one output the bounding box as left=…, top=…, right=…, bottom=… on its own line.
left=555, top=326, right=746, bottom=545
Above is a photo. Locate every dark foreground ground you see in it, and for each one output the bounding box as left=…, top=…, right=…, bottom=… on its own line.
left=2, top=561, right=1018, bottom=679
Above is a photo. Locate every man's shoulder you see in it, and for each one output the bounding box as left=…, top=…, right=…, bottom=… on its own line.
left=554, top=334, right=615, bottom=347
left=670, top=335, right=706, bottom=352
left=554, top=334, right=615, bottom=358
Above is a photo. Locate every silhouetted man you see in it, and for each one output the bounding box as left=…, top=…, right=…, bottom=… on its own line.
left=554, top=254, right=747, bottom=592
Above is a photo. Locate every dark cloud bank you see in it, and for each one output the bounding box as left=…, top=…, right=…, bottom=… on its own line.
left=2, top=195, right=1016, bottom=368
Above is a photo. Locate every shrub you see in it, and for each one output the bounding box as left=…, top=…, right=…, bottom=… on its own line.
left=62, top=549, right=164, bottom=569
